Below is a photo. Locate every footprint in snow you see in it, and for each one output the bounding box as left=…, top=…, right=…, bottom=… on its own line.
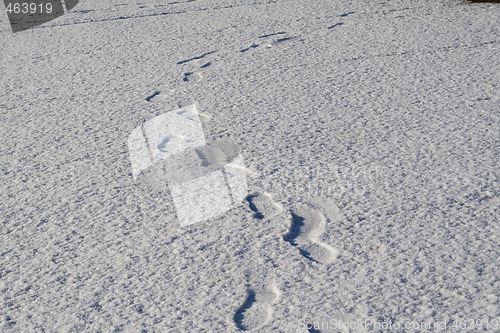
left=246, top=192, right=284, bottom=220
left=234, top=281, right=280, bottom=331
left=283, top=198, right=340, bottom=265
left=240, top=32, right=301, bottom=52
left=145, top=90, right=164, bottom=102
left=181, top=60, right=220, bottom=83
left=182, top=71, right=203, bottom=83
left=178, top=51, right=219, bottom=84
left=144, top=87, right=179, bottom=102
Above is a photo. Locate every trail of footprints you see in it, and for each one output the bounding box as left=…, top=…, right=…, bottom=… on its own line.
left=144, top=51, right=217, bottom=102
left=248, top=193, right=340, bottom=264
left=236, top=193, right=341, bottom=331
left=177, top=50, right=219, bottom=85
left=140, top=12, right=356, bottom=331
left=144, top=10, right=358, bottom=101
left=145, top=10, right=357, bottom=100
left=240, top=32, right=301, bottom=53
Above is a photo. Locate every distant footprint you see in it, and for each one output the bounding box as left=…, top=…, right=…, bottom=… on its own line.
left=246, top=192, right=283, bottom=219
left=240, top=32, right=300, bottom=52
left=283, top=199, right=340, bottom=265
left=177, top=50, right=217, bottom=65
left=145, top=90, right=162, bottom=102
left=183, top=71, right=203, bottom=82
left=240, top=44, right=259, bottom=53
left=327, top=22, right=344, bottom=30
left=339, top=11, right=355, bottom=17
left=145, top=89, right=175, bottom=102
left=234, top=283, right=280, bottom=331
left=200, top=61, right=212, bottom=69
left=259, top=31, right=286, bottom=39
left=178, top=51, right=219, bottom=83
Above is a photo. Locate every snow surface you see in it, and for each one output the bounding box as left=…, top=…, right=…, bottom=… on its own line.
left=1, top=0, right=499, bottom=332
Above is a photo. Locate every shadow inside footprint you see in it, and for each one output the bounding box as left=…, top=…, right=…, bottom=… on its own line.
left=283, top=213, right=305, bottom=246
left=234, top=290, right=257, bottom=330
left=245, top=192, right=282, bottom=220
left=283, top=204, right=339, bottom=265
left=233, top=284, right=278, bottom=331
left=183, top=72, right=202, bottom=82
left=145, top=91, right=160, bottom=102
left=283, top=214, right=323, bottom=263
left=246, top=195, right=264, bottom=219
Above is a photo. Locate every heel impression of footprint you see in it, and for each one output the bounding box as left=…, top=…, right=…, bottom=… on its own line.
left=234, top=281, right=280, bottom=331
left=284, top=200, right=340, bottom=265
left=246, top=192, right=284, bottom=220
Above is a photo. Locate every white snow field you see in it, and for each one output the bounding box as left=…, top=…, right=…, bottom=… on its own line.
left=1, top=0, right=499, bottom=331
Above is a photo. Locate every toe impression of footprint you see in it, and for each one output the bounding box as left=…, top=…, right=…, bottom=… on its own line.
left=284, top=200, right=340, bottom=265
left=247, top=192, right=284, bottom=220
left=234, top=282, right=280, bottom=331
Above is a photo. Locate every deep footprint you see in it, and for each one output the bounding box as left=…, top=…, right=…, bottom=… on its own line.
left=183, top=72, right=203, bottom=82
left=246, top=192, right=283, bottom=220
left=145, top=90, right=160, bottom=102
left=234, top=284, right=279, bottom=331
left=283, top=202, right=339, bottom=264
left=176, top=50, right=217, bottom=65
